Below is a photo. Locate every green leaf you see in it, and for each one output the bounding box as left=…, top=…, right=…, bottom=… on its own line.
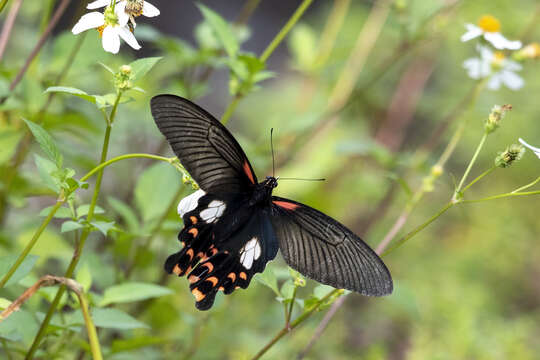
left=99, top=282, right=173, bottom=306
left=254, top=268, right=280, bottom=296
left=23, top=118, right=63, bottom=168
left=280, top=279, right=295, bottom=300
left=45, top=86, right=97, bottom=104
left=90, top=308, right=149, bottom=330
left=76, top=204, right=105, bottom=218
left=90, top=221, right=115, bottom=236
left=108, top=197, right=140, bottom=232
left=288, top=23, right=317, bottom=70
left=129, top=57, right=162, bottom=82
left=197, top=3, right=239, bottom=57
left=0, top=254, right=39, bottom=287
left=76, top=262, right=92, bottom=293
left=135, top=162, right=181, bottom=224
left=34, top=154, right=59, bottom=192
left=39, top=205, right=72, bottom=218
left=314, top=284, right=335, bottom=299
left=0, top=298, right=12, bottom=310
left=61, top=220, right=84, bottom=233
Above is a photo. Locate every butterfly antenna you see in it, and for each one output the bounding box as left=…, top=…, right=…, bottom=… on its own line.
left=279, top=177, right=326, bottom=182
left=270, top=128, right=276, bottom=177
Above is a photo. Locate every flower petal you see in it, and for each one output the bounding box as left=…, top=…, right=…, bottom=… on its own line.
left=102, top=26, right=121, bottom=53
left=87, top=0, right=111, bottom=9
left=72, top=12, right=105, bottom=34
left=503, top=59, right=523, bottom=72
left=118, top=26, right=141, bottom=50
left=142, top=1, right=160, bottom=17
left=463, top=58, right=482, bottom=79
left=500, top=70, right=524, bottom=90
left=487, top=74, right=502, bottom=90
left=461, top=24, right=482, bottom=42
left=484, top=32, right=522, bottom=50
left=519, top=138, right=540, bottom=158
left=116, top=1, right=129, bottom=26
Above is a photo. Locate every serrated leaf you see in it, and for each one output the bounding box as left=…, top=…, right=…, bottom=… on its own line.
left=129, top=57, right=162, bottom=82
left=76, top=204, right=105, bottom=218
left=23, top=118, right=63, bottom=168
left=45, top=86, right=97, bottom=104
left=91, top=308, right=148, bottom=330
left=99, top=282, right=173, bottom=306
left=39, top=205, right=72, bottom=218
left=135, top=162, right=181, bottom=224
left=90, top=221, right=115, bottom=236
left=197, top=3, right=238, bottom=57
left=254, top=268, right=280, bottom=296
left=0, top=254, right=39, bottom=287
left=34, top=154, right=59, bottom=192
left=61, top=220, right=84, bottom=233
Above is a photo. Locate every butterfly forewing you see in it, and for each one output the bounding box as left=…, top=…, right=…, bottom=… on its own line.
left=271, top=197, right=393, bottom=296
left=150, top=95, right=257, bottom=193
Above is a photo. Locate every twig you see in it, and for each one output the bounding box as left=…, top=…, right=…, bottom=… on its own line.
left=7, top=0, right=71, bottom=93
left=0, top=0, right=23, bottom=60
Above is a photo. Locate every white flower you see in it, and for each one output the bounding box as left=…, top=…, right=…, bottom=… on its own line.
left=88, top=0, right=159, bottom=27
left=72, top=3, right=140, bottom=54
left=463, top=46, right=524, bottom=91
left=461, top=15, right=521, bottom=50
left=518, top=138, right=540, bottom=159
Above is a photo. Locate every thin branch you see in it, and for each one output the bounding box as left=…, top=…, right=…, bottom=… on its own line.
left=0, top=0, right=23, bottom=60
left=7, top=0, right=71, bottom=93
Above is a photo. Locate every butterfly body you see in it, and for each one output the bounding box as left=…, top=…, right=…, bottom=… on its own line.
left=151, top=95, right=393, bottom=310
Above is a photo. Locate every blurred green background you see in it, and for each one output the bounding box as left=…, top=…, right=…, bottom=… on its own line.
left=0, top=0, right=539, bottom=359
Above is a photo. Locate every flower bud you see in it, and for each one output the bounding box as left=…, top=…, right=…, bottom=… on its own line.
left=514, top=42, right=540, bottom=61
left=114, top=64, right=133, bottom=91
left=495, top=144, right=525, bottom=168
left=485, top=104, right=512, bottom=134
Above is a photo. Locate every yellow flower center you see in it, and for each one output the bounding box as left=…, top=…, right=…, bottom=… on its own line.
left=492, top=51, right=505, bottom=68
left=478, top=15, right=501, bottom=33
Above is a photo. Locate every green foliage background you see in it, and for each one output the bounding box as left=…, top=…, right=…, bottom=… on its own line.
left=0, top=0, right=539, bottom=359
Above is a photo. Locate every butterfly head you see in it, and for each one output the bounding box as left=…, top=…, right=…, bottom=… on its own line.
left=264, top=176, right=278, bottom=190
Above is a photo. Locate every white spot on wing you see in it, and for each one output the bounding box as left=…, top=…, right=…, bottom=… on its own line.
left=177, top=189, right=206, bottom=217
left=239, top=237, right=261, bottom=270
left=200, top=200, right=226, bottom=223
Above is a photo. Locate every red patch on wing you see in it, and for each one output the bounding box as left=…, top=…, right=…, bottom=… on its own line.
left=243, top=159, right=255, bottom=184
left=273, top=200, right=300, bottom=211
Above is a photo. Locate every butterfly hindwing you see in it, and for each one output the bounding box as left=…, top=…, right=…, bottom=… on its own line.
left=150, top=95, right=257, bottom=193
left=165, top=191, right=279, bottom=310
left=271, top=197, right=393, bottom=296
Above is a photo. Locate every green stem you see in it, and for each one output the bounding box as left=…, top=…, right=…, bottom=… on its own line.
left=0, top=0, right=9, bottom=13
left=0, top=200, right=64, bottom=288
left=453, top=132, right=488, bottom=201
left=286, top=286, right=298, bottom=327
left=25, top=91, right=123, bottom=359
left=221, top=0, right=313, bottom=125
left=259, top=0, right=313, bottom=63
left=220, top=95, right=241, bottom=125
left=461, top=190, right=540, bottom=204
left=461, top=166, right=496, bottom=194
left=77, top=293, right=103, bottom=360
left=250, top=289, right=339, bottom=360
left=511, top=176, right=540, bottom=193
left=382, top=202, right=454, bottom=256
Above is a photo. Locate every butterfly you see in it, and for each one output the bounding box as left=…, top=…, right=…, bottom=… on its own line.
left=150, top=94, right=393, bottom=310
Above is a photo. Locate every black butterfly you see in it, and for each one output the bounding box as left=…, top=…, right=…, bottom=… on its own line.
left=150, top=95, right=393, bottom=310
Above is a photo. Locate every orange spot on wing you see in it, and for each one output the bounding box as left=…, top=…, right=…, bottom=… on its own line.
left=239, top=272, right=247, bottom=280
left=190, top=216, right=198, bottom=224
left=218, top=286, right=225, bottom=291
left=172, top=264, right=182, bottom=275
left=186, top=248, right=194, bottom=260
left=188, top=228, right=198, bottom=237
left=189, top=275, right=200, bottom=284
left=207, top=276, right=219, bottom=286
left=273, top=200, right=300, bottom=210
left=203, top=262, right=214, bottom=273
left=227, top=272, right=236, bottom=282
left=243, top=159, right=255, bottom=184
left=192, top=288, right=205, bottom=301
